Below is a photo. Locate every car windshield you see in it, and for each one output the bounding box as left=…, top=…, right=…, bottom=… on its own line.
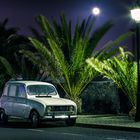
left=27, top=85, right=57, bottom=96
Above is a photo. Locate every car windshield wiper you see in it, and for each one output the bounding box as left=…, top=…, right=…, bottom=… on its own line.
left=35, top=95, right=52, bottom=97
left=36, top=93, right=52, bottom=97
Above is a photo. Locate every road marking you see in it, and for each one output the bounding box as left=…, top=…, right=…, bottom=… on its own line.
left=62, top=132, right=84, bottom=137
left=28, top=129, right=44, bottom=132
left=106, top=138, right=126, bottom=140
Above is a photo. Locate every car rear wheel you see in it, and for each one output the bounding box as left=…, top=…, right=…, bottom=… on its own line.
left=65, top=118, right=76, bottom=126
left=0, top=110, right=8, bottom=124
left=30, top=111, right=40, bottom=128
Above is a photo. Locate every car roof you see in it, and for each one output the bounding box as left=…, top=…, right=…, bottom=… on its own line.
left=6, top=80, right=54, bottom=86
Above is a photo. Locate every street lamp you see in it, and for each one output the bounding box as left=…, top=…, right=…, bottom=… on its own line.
left=130, top=6, right=140, bottom=121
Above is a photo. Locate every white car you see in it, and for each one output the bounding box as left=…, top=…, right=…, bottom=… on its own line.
left=0, top=80, right=77, bottom=127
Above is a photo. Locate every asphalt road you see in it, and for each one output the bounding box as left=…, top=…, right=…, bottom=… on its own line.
left=0, top=121, right=140, bottom=140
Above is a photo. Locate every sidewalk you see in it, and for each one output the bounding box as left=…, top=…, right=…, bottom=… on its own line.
left=76, top=115, right=140, bottom=132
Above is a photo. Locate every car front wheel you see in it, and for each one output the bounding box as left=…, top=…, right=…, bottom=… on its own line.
left=30, top=111, right=40, bottom=128
left=0, top=110, right=8, bottom=124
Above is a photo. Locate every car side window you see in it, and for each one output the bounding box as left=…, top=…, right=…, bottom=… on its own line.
left=17, top=84, right=26, bottom=98
left=3, top=85, right=9, bottom=96
left=8, top=85, right=17, bottom=97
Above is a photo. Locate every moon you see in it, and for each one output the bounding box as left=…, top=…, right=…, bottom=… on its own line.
left=92, top=7, right=100, bottom=16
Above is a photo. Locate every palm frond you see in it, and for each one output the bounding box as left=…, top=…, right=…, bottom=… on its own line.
left=94, top=31, right=133, bottom=60
left=87, top=47, right=137, bottom=107
left=36, top=15, right=55, bottom=40
left=0, top=56, right=15, bottom=76
left=26, top=14, right=133, bottom=111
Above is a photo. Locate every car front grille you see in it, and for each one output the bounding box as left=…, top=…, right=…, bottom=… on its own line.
left=45, top=105, right=76, bottom=116
left=52, top=106, right=69, bottom=111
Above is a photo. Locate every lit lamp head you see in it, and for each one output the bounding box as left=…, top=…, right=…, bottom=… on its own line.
left=130, top=7, right=140, bottom=23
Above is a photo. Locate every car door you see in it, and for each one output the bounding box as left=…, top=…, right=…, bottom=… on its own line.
left=4, top=84, right=17, bottom=116
left=13, top=84, right=28, bottom=118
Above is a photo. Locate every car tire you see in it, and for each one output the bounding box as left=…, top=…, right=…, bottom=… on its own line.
left=0, top=109, right=8, bottom=125
left=30, top=111, right=40, bottom=128
left=65, top=118, right=76, bottom=126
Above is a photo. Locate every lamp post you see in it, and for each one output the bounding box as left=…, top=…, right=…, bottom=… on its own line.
left=130, top=6, right=140, bottom=121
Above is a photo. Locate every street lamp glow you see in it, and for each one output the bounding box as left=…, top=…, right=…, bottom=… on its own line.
left=92, top=7, right=100, bottom=16
left=130, top=8, right=140, bottom=22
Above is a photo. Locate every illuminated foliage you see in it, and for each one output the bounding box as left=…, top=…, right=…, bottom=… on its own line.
left=22, top=14, right=132, bottom=112
left=87, top=47, right=137, bottom=108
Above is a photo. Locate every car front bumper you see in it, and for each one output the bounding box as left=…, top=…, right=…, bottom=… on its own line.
left=42, top=115, right=77, bottom=120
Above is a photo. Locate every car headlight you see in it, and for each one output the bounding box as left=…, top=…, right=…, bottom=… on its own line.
left=69, top=106, right=75, bottom=114
left=46, top=106, right=52, bottom=113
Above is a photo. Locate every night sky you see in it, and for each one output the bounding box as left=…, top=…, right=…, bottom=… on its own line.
left=0, top=0, right=135, bottom=50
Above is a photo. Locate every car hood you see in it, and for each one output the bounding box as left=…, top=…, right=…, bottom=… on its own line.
left=29, top=97, right=76, bottom=106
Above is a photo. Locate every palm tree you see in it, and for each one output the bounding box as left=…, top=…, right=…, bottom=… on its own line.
left=0, top=18, right=39, bottom=90
left=87, top=47, right=137, bottom=114
left=22, top=14, right=132, bottom=112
